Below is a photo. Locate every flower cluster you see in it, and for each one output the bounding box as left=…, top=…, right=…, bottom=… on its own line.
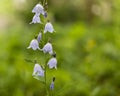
left=27, top=2, right=57, bottom=93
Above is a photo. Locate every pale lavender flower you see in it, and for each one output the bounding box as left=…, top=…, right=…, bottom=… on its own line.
left=27, top=39, right=40, bottom=50
left=32, top=64, right=44, bottom=77
left=47, top=57, right=57, bottom=69
left=50, top=81, right=54, bottom=90
left=42, top=42, right=53, bottom=54
left=37, top=32, right=42, bottom=43
left=44, top=22, right=54, bottom=33
left=30, top=13, right=41, bottom=24
left=32, top=3, right=44, bottom=15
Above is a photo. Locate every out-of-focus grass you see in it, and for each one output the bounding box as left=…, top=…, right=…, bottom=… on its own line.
left=0, top=21, right=120, bottom=96
left=0, top=0, right=120, bottom=96
left=0, top=0, right=13, bottom=13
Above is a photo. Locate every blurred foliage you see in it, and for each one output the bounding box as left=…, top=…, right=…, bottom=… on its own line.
left=0, top=0, right=120, bottom=96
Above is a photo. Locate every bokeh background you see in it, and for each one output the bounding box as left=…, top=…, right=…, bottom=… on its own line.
left=0, top=0, right=120, bottom=96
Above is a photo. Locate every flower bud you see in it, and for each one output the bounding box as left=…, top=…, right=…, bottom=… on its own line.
left=37, top=32, right=42, bottom=43
left=44, top=11, right=47, bottom=18
left=53, top=77, right=55, bottom=82
left=50, top=81, right=54, bottom=90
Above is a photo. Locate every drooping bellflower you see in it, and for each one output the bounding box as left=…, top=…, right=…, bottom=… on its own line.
left=32, top=64, right=44, bottom=77
left=47, top=57, right=57, bottom=69
left=30, top=13, right=41, bottom=24
left=44, top=22, right=54, bottom=33
left=27, top=39, right=40, bottom=50
left=32, top=3, right=44, bottom=15
left=42, top=42, right=53, bottom=54
left=43, top=11, right=47, bottom=18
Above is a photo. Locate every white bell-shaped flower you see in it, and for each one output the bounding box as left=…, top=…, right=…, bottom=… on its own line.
left=32, top=3, right=44, bottom=15
left=37, top=32, right=42, bottom=43
left=44, top=22, right=54, bottom=33
left=47, top=57, right=57, bottom=69
left=27, top=39, right=40, bottom=50
left=42, top=42, right=53, bottom=54
left=32, top=64, right=44, bottom=77
left=30, top=13, right=41, bottom=24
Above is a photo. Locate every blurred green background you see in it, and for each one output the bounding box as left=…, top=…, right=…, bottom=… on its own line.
left=0, top=0, right=120, bottom=96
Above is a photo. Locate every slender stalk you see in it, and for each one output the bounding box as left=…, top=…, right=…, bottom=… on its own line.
left=50, top=90, right=53, bottom=96
left=44, top=53, right=47, bottom=84
left=44, top=53, right=49, bottom=96
left=45, top=70, right=47, bottom=94
left=42, top=0, right=49, bottom=95
left=43, top=0, right=46, bottom=6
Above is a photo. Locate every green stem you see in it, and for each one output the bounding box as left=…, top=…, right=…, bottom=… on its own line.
left=44, top=54, right=47, bottom=84
left=42, top=0, right=49, bottom=95
left=44, top=54, right=49, bottom=96
left=50, top=90, right=54, bottom=96
left=43, top=0, right=46, bottom=6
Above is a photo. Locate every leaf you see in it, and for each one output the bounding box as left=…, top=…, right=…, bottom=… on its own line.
left=24, top=59, right=34, bottom=63
left=33, top=76, right=45, bottom=84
